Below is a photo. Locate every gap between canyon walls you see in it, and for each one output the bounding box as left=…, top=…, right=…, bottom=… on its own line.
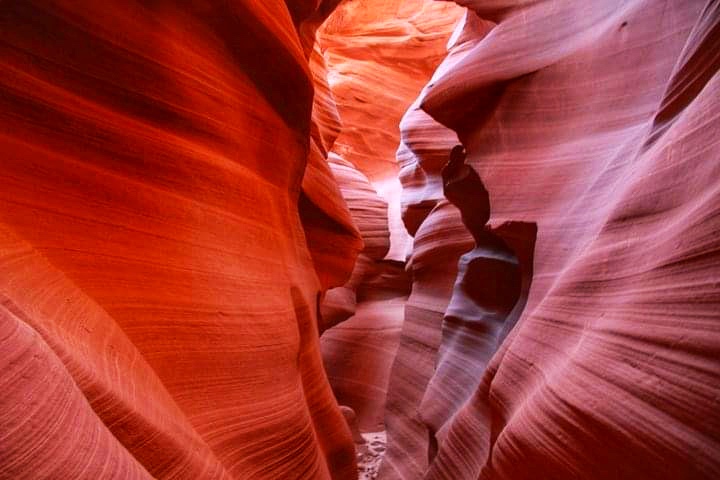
left=306, top=0, right=470, bottom=469
left=1, top=1, right=717, bottom=479
left=310, top=2, right=539, bottom=476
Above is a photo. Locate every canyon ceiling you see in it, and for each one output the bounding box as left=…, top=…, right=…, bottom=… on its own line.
left=1, top=1, right=719, bottom=480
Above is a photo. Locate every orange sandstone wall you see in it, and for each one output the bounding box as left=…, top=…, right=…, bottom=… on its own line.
left=315, top=0, right=463, bottom=435
left=317, top=0, right=464, bottom=260
left=0, top=1, right=359, bottom=479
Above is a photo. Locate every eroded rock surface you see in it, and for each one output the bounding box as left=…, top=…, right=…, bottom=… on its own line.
left=317, top=0, right=464, bottom=260
left=2, top=1, right=719, bottom=479
left=0, top=2, right=358, bottom=479
left=384, top=1, right=720, bottom=479
left=316, top=0, right=463, bottom=440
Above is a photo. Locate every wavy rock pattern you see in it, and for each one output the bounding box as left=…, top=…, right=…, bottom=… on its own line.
left=319, top=146, right=406, bottom=433
left=0, top=1, right=359, bottom=478
left=386, top=1, right=720, bottom=479
left=418, top=148, right=537, bottom=465
left=315, top=0, right=463, bottom=441
left=318, top=0, right=463, bottom=182
left=3, top=1, right=720, bottom=479
left=383, top=107, right=472, bottom=480
left=317, top=0, right=464, bottom=260
left=321, top=257, right=410, bottom=431
left=318, top=153, right=391, bottom=332
left=382, top=51, right=471, bottom=480
left=301, top=4, right=364, bottom=293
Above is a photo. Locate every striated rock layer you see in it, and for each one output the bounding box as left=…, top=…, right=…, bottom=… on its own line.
left=385, top=1, right=720, bottom=479
left=317, top=0, right=464, bottom=259
left=0, top=1, right=360, bottom=479
left=3, top=1, right=720, bottom=479
left=316, top=0, right=463, bottom=440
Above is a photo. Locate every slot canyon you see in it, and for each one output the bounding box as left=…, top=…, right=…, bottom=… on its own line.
left=1, top=0, right=719, bottom=479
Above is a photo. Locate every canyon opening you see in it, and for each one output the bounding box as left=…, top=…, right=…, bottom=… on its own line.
left=1, top=1, right=719, bottom=480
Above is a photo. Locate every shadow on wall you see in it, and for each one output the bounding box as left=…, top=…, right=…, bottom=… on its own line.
left=419, top=146, right=538, bottom=461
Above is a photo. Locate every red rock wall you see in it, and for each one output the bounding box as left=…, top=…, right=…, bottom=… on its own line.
left=320, top=155, right=408, bottom=431
left=318, top=0, right=463, bottom=182
left=4, top=1, right=719, bottom=478
left=0, top=1, right=359, bottom=478
left=315, top=0, right=463, bottom=437
left=300, top=1, right=365, bottom=293
left=318, top=152, right=392, bottom=333
left=385, top=1, right=720, bottom=479
left=317, top=0, right=464, bottom=260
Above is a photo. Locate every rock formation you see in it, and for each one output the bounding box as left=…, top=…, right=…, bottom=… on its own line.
left=383, top=1, right=720, bottom=479
left=2, top=0, right=720, bottom=479
left=319, top=155, right=408, bottom=431
left=317, top=0, right=464, bottom=260
left=316, top=0, right=463, bottom=442
left=0, top=1, right=359, bottom=478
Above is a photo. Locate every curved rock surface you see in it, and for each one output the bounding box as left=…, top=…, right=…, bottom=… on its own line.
left=318, top=0, right=463, bottom=182
left=317, top=0, right=464, bottom=260
left=314, top=0, right=463, bottom=442
left=320, top=148, right=406, bottom=431
left=318, top=153, right=392, bottom=333
left=3, top=1, right=720, bottom=479
left=385, top=1, right=720, bottom=479
left=0, top=1, right=358, bottom=478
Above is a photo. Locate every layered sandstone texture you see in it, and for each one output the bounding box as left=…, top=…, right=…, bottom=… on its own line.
left=317, top=0, right=464, bottom=259
left=315, top=0, right=463, bottom=437
left=2, top=1, right=720, bottom=480
left=384, top=1, right=720, bottom=479
left=0, top=1, right=360, bottom=479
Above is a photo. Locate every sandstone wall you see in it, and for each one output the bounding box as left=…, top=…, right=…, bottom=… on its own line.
left=383, top=2, right=720, bottom=478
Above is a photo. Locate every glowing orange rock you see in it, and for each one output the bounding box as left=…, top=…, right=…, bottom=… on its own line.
left=0, top=1, right=357, bottom=478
